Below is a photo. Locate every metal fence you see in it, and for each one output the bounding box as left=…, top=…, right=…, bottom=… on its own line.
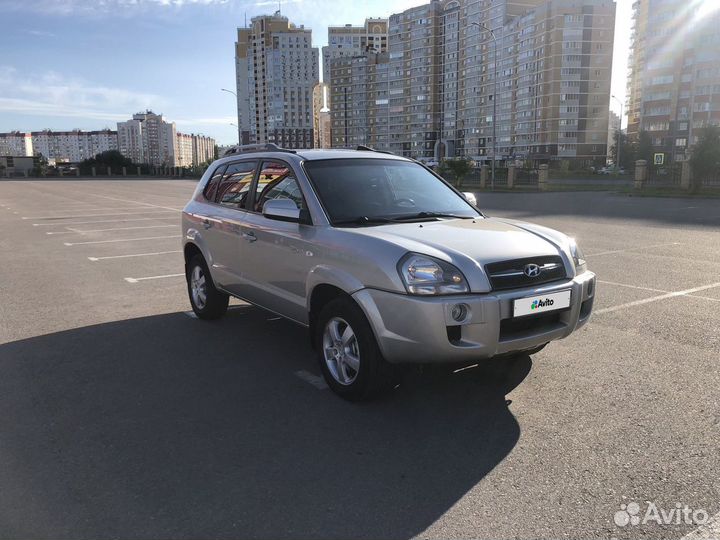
left=646, top=163, right=682, bottom=187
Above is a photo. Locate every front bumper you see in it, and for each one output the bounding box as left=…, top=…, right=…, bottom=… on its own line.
left=352, top=271, right=595, bottom=364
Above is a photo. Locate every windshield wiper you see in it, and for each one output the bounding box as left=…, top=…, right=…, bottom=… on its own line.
left=332, top=216, right=394, bottom=227
left=391, top=211, right=475, bottom=221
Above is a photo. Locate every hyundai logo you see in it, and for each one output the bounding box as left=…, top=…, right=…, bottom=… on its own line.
left=524, top=263, right=541, bottom=278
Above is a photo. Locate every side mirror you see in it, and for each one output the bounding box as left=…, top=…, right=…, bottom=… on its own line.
left=463, top=192, right=477, bottom=206
left=262, top=198, right=301, bottom=223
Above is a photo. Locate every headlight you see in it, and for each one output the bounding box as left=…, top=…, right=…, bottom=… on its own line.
left=398, top=253, right=469, bottom=295
left=569, top=238, right=587, bottom=274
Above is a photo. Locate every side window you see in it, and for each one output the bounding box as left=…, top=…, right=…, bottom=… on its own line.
left=203, top=164, right=226, bottom=202
left=254, top=160, right=306, bottom=213
left=216, top=160, right=258, bottom=209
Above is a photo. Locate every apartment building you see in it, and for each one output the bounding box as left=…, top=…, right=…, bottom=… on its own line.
left=322, top=18, right=389, bottom=84
left=329, top=0, right=615, bottom=166
left=235, top=12, right=319, bottom=149
left=29, top=129, right=118, bottom=162
left=191, top=134, right=215, bottom=165
left=117, top=111, right=176, bottom=166
left=0, top=132, right=33, bottom=157
left=626, top=0, right=720, bottom=162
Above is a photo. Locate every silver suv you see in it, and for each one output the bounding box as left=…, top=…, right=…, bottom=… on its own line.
left=182, top=145, right=595, bottom=400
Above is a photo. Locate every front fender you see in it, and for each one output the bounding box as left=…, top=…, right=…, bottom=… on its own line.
left=305, top=265, right=367, bottom=311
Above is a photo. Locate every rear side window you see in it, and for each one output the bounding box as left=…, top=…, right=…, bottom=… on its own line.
left=217, top=161, right=258, bottom=209
left=203, top=164, right=226, bottom=201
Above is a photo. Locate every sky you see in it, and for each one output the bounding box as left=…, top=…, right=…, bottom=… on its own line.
left=0, top=0, right=632, bottom=145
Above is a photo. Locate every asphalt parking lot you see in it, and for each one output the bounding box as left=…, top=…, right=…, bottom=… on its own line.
left=0, top=178, right=718, bottom=540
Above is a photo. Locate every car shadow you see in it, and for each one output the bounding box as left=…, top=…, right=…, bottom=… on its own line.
left=0, top=306, right=530, bottom=539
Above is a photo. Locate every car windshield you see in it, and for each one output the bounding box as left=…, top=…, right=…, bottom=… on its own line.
left=303, top=158, right=481, bottom=225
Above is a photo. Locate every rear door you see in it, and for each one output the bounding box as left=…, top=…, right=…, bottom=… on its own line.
left=202, top=159, right=257, bottom=292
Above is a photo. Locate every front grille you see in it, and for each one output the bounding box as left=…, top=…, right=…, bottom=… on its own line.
left=485, top=255, right=567, bottom=291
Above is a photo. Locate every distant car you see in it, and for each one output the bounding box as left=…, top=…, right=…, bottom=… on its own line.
left=182, top=145, right=596, bottom=400
left=598, top=166, right=626, bottom=175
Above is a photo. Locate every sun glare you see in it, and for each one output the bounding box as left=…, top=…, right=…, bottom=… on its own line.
left=695, top=0, right=720, bottom=19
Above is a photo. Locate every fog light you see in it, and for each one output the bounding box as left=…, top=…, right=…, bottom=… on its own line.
left=451, top=303, right=469, bottom=322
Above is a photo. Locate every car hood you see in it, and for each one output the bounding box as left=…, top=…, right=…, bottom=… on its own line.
left=344, top=216, right=572, bottom=292
left=349, top=217, right=562, bottom=262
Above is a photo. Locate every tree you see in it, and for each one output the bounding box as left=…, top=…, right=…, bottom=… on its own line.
left=637, top=130, right=654, bottom=165
left=33, top=153, right=49, bottom=176
left=438, top=157, right=474, bottom=188
left=690, top=126, right=720, bottom=193
left=611, top=130, right=636, bottom=169
left=79, top=150, right=133, bottom=174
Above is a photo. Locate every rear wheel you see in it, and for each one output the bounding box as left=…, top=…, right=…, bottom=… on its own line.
left=186, top=254, right=229, bottom=320
left=315, top=297, right=395, bottom=401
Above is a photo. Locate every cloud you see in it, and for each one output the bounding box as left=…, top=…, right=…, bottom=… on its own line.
left=0, top=66, right=163, bottom=123
left=4, top=0, right=230, bottom=16
left=25, top=29, right=57, bottom=37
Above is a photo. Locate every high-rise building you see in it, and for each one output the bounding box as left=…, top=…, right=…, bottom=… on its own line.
left=329, top=0, right=615, bottom=166
left=322, top=18, right=389, bottom=84
left=191, top=134, right=215, bottom=165
left=235, top=12, right=319, bottom=149
left=117, top=111, right=175, bottom=166
left=117, top=111, right=215, bottom=166
left=0, top=132, right=33, bottom=157
left=626, top=0, right=720, bottom=163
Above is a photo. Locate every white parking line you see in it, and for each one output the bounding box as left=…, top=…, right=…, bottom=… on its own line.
left=66, top=224, right=176, bottom=233
left=124, top=273, right=185, bottom=283
left=595, top=281, right=720, bottom=315
left=85, top=193, right=183, bottom=212
left=23, top=209, right=177, bottom=220
left=294, top=370, right=329, bottom=390
left=599, top=280, right=720, bottom=303
left=64, top=235, right=180, bottom=246
left=88, top=250, right=182, bottom=261
left=586, top=242, right=681, bottom=257
left=598, top=280, right=668, bottom=293
left=33, top=217, right=177, bottom=227
left=22, top=206, right=153, bottom=214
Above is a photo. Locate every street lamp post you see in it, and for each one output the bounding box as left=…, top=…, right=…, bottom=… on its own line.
left=221, top=88, right=240, bottom=145
left=611, top=95, right=623, bottom=169
left=472, top=21, right=497, bottom=191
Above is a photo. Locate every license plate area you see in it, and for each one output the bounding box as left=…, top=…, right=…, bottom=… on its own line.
left=513, top=289, right=572, bottom=318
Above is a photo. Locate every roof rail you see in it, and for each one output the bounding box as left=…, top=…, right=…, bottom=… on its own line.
left=355, top=145, right=393, bottom=155
left=356, top=145, right=431, bottom=168
left=223, top=143, right=297, bottom=156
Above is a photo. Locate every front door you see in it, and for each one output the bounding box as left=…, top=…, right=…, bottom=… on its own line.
left=238, top=160, right=315, bottom=324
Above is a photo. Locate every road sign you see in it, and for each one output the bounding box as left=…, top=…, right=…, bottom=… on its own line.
left=654, top=153, right=664, bottom=166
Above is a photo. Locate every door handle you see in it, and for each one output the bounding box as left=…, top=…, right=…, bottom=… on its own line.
left=242, top=231, right=257, bottom=243
left=202, top=219, right=212, bottom=230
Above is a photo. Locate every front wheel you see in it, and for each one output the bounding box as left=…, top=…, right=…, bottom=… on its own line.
left=315, top=297, right=395, bottom=401
left=186, top=254, right=229, bottom=320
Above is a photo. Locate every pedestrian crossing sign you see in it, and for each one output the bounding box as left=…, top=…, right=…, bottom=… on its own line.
left=654, top=153, right=664, bottom=165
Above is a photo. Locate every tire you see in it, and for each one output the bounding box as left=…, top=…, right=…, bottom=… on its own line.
left=315, top=296, right=395, bottom=401
left=186, top=254, right=229, bottom=320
